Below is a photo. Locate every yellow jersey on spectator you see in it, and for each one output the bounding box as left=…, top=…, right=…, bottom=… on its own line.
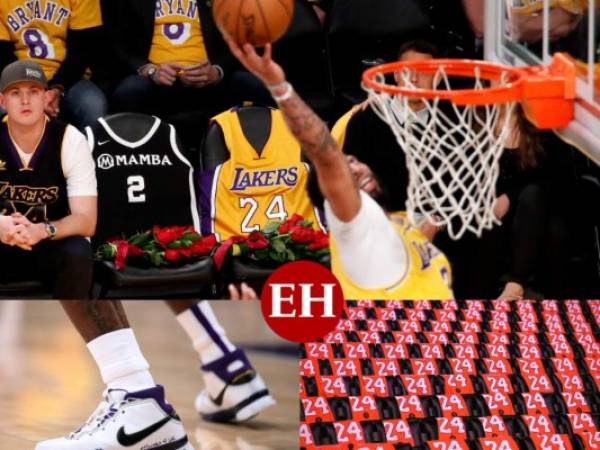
left=0, top=0, right=102, bottom=78
left=149, top=0, right=208, bottom=67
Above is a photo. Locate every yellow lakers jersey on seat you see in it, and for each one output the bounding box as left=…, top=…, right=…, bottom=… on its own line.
left=330, top=212, right=453, bottom=300
left=149, top=0, right=207, bottom=66
left=199, top=107, right=325, bottom=240
left=0, top=0, right=102, bottom=78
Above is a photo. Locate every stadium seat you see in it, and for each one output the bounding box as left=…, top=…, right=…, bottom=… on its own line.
left=272, top=0, right=334, bottom=120
left=326, top=0, right=431, bottom=115
left=90, top=113, right=216, bottom=299
left=0, top=280, right=49, bottom=299
left=199, top=105, right=328, bottom=295
left=200, top=106, right=280, bottom=295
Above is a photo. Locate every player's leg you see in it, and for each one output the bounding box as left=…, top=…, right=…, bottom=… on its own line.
left=165, top=299, right=275, bottom=423
left=36, top=300, right=193, bottom=450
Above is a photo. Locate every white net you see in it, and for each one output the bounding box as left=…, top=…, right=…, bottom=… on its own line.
left=365, top=65, right=515, bottom=240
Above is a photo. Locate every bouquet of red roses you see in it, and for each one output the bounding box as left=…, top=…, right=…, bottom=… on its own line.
left=96, top=225, right=218, bottom=270
left=231, top=214, right=329, bottom=264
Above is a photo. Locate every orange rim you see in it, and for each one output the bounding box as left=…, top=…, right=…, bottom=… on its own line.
left=362, top=59, right=527, bottom=105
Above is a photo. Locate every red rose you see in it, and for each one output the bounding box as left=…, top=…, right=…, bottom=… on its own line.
left=179, top=247, right=193, bottom=259
left=246, top=231, right=269, bottom=250
left=288, top=214, right=304, bottom=226
left=278, top=221, right=291, bottom=234
left=201, top=234, right=218, bottom=248
left=153, top=226, right=179, bottom=246
left=190, top=240, right=211, bottom=256
left=128, top=244, right=144, bottom=257
left=174, top=225, right=194, bottom=239
left=112, top=239, right=129, bottom=270
left=164, top=249, right=181, bottom=262
left=290, top=225, right=315, bottom=243
left=308, top=231, right=329, bottom=250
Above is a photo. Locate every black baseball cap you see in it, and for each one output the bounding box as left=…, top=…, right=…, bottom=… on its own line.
left=0, top=60, right=48, bottom=93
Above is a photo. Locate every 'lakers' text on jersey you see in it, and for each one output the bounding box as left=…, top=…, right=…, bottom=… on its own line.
left=199, top=108, right=325, bottom=241
left=0, top=0, right=102, bottom=78
left=88, top=117, right=199, bottom=244
left=331, top=213, right=453, bottom=300
left=0, top=120, right=69, bottom=223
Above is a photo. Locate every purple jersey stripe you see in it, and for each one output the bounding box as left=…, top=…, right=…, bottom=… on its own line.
left=197, top=167, right=217, bottom=236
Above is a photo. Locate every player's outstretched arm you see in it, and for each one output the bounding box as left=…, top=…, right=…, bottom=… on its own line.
left=222, top=34, right=361, bottom=222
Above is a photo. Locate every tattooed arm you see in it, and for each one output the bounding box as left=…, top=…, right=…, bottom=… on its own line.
left=222, top=35, right=361, bottom=222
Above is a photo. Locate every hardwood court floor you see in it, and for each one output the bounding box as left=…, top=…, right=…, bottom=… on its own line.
left=0, top=300, right=298, bottom=450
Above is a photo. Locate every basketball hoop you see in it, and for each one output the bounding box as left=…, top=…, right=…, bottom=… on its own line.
left=362, top=53, right=576, bottom=239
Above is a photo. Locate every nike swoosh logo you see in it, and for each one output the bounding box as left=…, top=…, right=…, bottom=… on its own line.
left=116, top=415, right=172, bottom=446
left=98, top=140, right=110, bottom=145
left=209, top=370, right=255, bottom=406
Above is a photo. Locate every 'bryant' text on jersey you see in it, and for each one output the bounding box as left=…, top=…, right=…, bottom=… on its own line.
left=229, top=166, right=299, bottom=191
left=96, top=153, right=173, bottom=170
left=155, top=0, right=198, bottom=18
left=6, top=1, right=70, bottom=33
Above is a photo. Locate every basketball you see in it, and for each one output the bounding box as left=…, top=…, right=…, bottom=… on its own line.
left=213, top=0, right=294, bottom=47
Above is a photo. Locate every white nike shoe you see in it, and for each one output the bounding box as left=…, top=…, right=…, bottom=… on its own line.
left=196, top=349, right=275, bottom=423
left=36, top=385, right=194, bottom=450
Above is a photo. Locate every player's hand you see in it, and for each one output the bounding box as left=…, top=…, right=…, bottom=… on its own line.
left=45, top=88, right=61, bottom=118
left=221, top=32, right=285, bottom=86
left=228, top=282, right=258, bottom=300
left=179, top=60, right=221, bottom=88
left=151, top=63, right=184, bottom=86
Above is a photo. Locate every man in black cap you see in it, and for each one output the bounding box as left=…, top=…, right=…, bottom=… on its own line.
left=0, top=60, right=97, bottom=298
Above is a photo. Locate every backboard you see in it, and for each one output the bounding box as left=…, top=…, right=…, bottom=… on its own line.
left=484, top=0, right=600, bottom=165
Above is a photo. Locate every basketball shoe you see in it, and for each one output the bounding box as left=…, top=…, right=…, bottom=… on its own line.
left=196, top=348, right=275, bottom=423
left=36, top=385, right=193, bottom=450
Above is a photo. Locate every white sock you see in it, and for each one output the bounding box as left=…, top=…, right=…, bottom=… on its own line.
left=87, top=328, right=155, bottom=392
left=177, top=301, right=236, bottom=365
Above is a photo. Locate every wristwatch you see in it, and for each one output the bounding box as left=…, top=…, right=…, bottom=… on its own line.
left=139, top=63, right=158, bottom=78
left=45, top=222, right=57, bottom=240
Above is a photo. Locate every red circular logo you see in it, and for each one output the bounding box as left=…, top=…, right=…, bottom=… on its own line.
left=260, top=261, right=344, bottom=343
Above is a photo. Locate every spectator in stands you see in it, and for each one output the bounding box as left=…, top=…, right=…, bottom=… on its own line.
left=495, top=104, right=573, bottom=299
left=0, top=61, right=96, bottom=299
left=0, top=0, right=108, bottom=130
left=307, top=0, right=333, bottom=25
left=506, top=0, right=586, bottom=56
left=108, top=0, right=273, bottom=119
left=426, top=0, right=483, bottom=58
left=336, top=40, right=439, bottom=212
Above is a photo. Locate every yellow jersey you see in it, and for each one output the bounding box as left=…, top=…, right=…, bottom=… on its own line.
left=331, top=212, right=453, bottom=300
left=511, top=0, right=588, bottom=15
left=331, top=105, right=361, bottom=148
left=0, top=0, right=102, bottom=79
left=149, top=0, right=207, bottom=67
left=199, top=107, right=325, bottom=240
